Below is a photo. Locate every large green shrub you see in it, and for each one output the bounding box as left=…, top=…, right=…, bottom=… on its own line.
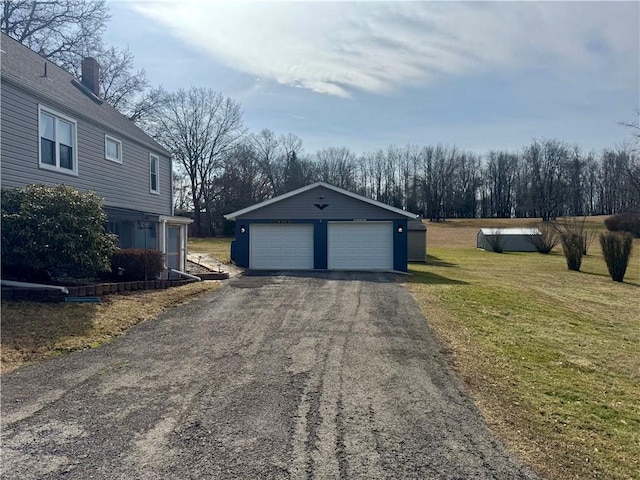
left=599, top=231, right=634, bottom=282
left=110, top=249, right=165, bottom=281
left=604, top=212, right=640, bottom=238
left=1, top=184, right=117, bottom=280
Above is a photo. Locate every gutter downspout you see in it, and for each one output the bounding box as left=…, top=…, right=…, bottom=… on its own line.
left=168, top=269, right=201, bottom=281
left=1, top=280, right=69, bottom=294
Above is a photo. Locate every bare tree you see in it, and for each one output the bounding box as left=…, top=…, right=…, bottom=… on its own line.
left=250, top=129, right=284, bottom=196
left=149, top=87, right=246, bottom=236
left=63, top=44, right=157, bottom=123
left=583, top=152, right=601, bottom=215
left=522, top=139, right=569, bottom=221
left=2, top=1, right=157, bottom=123
left=315, top=147, right=358, bottom=191
left=172, top=171, right=192, bottom=215
left=279, top=133, right=313, bottom=192
left=620, top=107, right=640, bottom=142
left=485, top=151, right=519, bottom=218
left=420, top=145, right=458, bottom=221
left=1, top=0, right=108, bottom=70
left=565, top=146, right=586, bottom=216
left=452, top=152, right=481, bottom=218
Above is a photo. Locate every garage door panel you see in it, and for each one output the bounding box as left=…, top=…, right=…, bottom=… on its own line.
left=250, top=224, right=314, bottom=270
left=328, top=222, right=393, bottom=270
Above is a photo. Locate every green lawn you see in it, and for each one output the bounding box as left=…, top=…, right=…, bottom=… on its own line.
left=407, top=235, right=639, bottom=480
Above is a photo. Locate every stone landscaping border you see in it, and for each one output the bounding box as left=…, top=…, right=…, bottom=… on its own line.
left=1, top=279, right=198, bottom=303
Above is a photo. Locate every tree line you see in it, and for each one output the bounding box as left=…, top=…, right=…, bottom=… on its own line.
left=5, top=1, right=639, bottom=237
left=167, top=114, right=639, bottom=236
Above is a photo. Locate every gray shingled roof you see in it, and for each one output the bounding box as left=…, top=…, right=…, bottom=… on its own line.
left=0, top=33, right=169, bottom=155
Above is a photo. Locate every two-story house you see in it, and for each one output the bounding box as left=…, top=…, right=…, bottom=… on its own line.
left=1, top=33, right=192, bottom=274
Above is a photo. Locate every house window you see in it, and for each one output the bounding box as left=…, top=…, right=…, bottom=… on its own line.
left=150, top=154, right=159, bottom=194
left=38, top=106, right=77, bottom=175
left=105, top=135, right=122, bottom=163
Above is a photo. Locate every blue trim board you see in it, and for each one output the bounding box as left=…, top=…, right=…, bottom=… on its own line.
left=393, top=219, right=409, bottom=272
left=314, top=221, right=328, bottom=269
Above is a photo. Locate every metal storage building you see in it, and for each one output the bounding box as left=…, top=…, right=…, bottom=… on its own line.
left=477, top=228, right=541, bottom=252
left=408, top=220, right=427, bottom=262
left=224, top=182, right=418, bottom=272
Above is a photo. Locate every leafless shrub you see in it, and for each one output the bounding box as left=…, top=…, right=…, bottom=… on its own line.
left=528, top=222, right=557, bottom=254
left=600, top=232, right=634, bottom=282
left=553, top=218, right=589, bottom=271
left=485, top=228, right=505, bottom=253
left=582, top=228, right=597, bottom=255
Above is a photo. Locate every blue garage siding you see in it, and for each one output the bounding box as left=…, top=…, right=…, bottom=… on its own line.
left=314, top=221, right=328, bottom=269
left=393, top=219, right=409, bottom=272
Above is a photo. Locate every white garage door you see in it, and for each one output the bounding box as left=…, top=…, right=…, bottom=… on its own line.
left=328, top=222, right=393, bottom=270
left=250, top=224, right=314, bottom=270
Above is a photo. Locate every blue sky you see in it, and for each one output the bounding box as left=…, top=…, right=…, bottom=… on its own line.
left=104, top=1, right=640, bottom=155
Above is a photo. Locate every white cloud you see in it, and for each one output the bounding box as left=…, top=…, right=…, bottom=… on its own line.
left=124, top=1, right=639, bottom=97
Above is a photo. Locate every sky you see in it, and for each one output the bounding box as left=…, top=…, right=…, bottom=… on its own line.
left=104, top=0, right=640, bottom=156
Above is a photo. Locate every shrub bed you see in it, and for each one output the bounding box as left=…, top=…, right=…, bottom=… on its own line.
left=110, top=249, right=165, bottom=281
left=604, top=212, right=640, bottom=238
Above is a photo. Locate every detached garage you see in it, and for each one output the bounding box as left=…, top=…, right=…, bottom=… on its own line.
left=224, top=182, right=418, bottom=272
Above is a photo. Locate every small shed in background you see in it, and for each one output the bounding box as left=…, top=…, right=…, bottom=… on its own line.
left=477, top=228, right=540, bottom=252
left=408, top=219, right=427, bottom=262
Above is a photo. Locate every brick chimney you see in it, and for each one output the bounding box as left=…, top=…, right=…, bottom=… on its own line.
left=81, top=57, right=100, bottom=96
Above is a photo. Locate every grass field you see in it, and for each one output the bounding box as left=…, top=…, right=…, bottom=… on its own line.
left=408, top=217, right=639, bottom=480
left=189, top=237, right=233, bottom=264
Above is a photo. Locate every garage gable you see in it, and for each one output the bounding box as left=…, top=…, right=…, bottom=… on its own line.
left=225, top=182, right=417, bottom=221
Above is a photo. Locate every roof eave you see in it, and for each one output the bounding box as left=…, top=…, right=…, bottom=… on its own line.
left=224, top=182, right=419, bottom=220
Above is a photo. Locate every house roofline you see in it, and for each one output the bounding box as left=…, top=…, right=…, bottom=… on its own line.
left=224, top=182, right=419, bottom=220
left=159, top=215, right=193, bottom=224
left=1, top=74, right=170, bottom=157
left=0, top=33, right=170, bottom=157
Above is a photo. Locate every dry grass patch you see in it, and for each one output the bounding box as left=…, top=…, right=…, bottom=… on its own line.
left=189, top=237, right=233, bottom=264
left=1, top=281, right=220, bottom=374
left=408, top=218, right=639, bottom=480
left=426, top=215, right=610, bottom=250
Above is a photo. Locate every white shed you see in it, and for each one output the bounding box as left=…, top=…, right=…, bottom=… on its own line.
left=477, top=228, right=541, bottom=252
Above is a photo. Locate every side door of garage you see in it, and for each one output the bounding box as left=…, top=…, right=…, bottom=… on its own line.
left=250, top=223, right=314, bottom=270
left=327, top=222, right=393, bottom=270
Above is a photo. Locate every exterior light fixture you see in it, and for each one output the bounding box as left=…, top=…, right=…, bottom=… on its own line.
left=240, top=226, right=247, bottom=234
left=397, top=226, right=404, bottom=234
